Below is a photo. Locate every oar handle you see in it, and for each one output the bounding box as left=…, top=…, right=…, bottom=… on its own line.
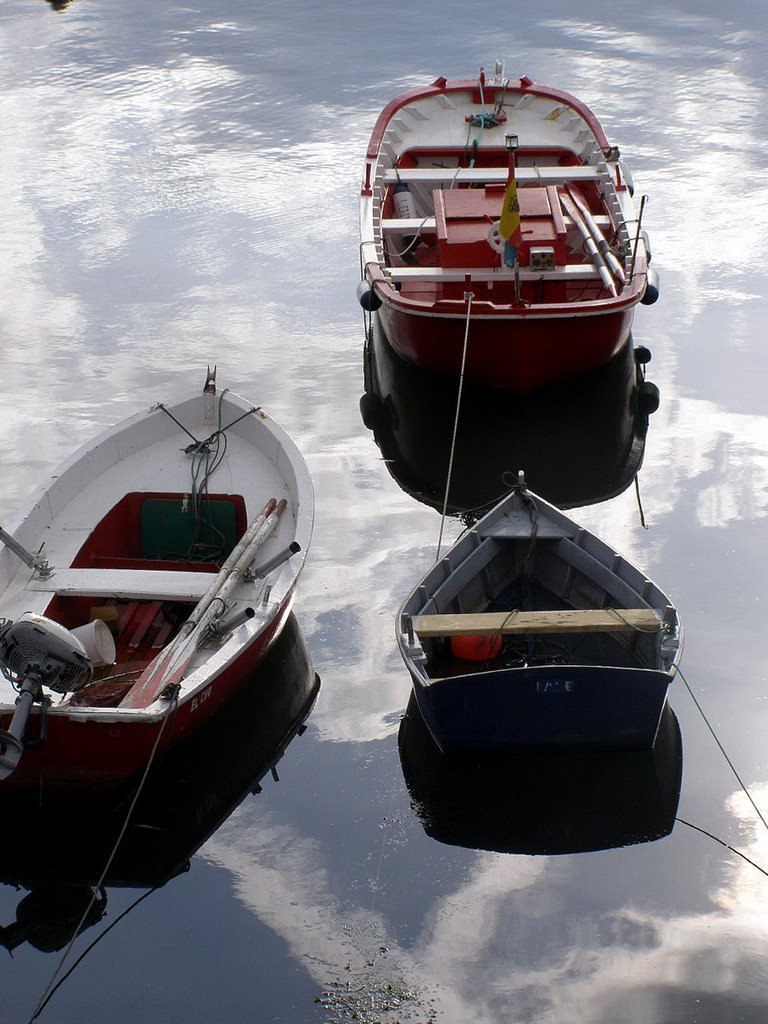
left=566, top=185, right=626, bottom=284
left=0, top=526, right=54, bottom=579
left=120, top=499, right=289, bottom=708
left=558, top=191, right=617, bottom=297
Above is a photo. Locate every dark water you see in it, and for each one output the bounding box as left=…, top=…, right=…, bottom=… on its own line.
left=1, top=2, right=768, bottom=1021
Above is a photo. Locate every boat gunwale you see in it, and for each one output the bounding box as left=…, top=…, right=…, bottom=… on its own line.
left=364, top=75, right=612, bottom=165
left=364, top=264, right=648, bottom=318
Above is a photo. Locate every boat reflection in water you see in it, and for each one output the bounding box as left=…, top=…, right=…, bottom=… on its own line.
left=360, top=319, right=660, bottom=515
left=0, top=613, right=319, bottom=954
left=398, top=694, right=682, bottom=856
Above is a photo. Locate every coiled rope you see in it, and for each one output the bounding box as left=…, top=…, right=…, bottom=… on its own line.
left=157, top=395, right=258, bottom=564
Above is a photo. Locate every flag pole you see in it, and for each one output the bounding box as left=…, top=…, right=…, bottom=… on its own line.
left=500, top=132, right=521, bottom=301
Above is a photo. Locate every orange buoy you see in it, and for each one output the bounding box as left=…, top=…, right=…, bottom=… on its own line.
left=450, top=633, right=502, bottom=661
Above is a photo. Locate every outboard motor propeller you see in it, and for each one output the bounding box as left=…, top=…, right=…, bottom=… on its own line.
left=0, top=613, right=93, bottom=780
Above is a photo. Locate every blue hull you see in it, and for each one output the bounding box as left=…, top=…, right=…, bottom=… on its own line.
left=414, top=663, right=673, bottom=753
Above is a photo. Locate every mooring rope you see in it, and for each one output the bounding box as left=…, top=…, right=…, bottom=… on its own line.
left=678, top=665, right=768, bottom=835
left=676, top=817, right=768, bottom=879
left=634, top=474, right=648, bottom=530
left=436, top=291, right=473, bottom=561
left=27, top=886, right=162, bottom=1019
left=26, top=691, right=180, bottom=1023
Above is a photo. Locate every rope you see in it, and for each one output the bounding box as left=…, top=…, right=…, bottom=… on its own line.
left=436, top=292, right=473, bottom=560
left=158, top=395, right=258, bottom=564
left=498, top=470, right=540, bottom=580
left=157, top=397, right=257, bottom=456
left=185, top=391, right=232, bottom=561
left=26, top=692, right=180, bottom=1023
left=676, top=817, right=768, bottom=879
left=634, top=474, right=648, bottom=530
left=606, top=607, right=667, bottom=635
left=384, top=212, right=435, bottom=259
left=679, top=665, right=768, bottom=834
left=26, top=886, right=162, bottom=1019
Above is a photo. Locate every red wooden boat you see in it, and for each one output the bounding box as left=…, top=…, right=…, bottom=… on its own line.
left=358, top=65, right=659, bottom=394
left=0, top=370, right=313, bottom=788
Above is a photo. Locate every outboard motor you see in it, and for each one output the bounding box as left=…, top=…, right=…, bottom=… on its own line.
left=0, top=613, right=92, bottom=780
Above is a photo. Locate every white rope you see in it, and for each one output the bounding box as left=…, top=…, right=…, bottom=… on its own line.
left=436, top=291, right=473, bottom=561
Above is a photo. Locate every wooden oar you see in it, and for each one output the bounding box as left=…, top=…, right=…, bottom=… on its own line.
left=558, top=190, right=617, bottom=297
left=121, top=498, right=286, bottom=709
left=566, top=185, right=625, bottom=284
left=130, top=496, right=277, bottom=673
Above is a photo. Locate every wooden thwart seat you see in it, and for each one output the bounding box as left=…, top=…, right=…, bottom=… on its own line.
left=385, top=265, right=600, bottom=283
left=411, top=608, right=662, bottom=637
left=379, top=214, right=612, bottom=233
left=382, top=166, right=607, bottom=186
left=25, top=567, right=253, bottom=603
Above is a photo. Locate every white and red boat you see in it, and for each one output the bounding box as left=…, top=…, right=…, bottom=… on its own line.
left=0, top=370, right=313, bottom=788
left=358, top=64, right=659, bottom=394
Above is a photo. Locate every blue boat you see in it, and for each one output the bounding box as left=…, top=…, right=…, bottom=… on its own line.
left=397, top=475, right=682, bottom=752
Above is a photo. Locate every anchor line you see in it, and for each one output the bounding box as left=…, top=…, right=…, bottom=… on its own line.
left=26, top=693, right=180, bottom=1023
left=436, top=291, right=473, bottom=561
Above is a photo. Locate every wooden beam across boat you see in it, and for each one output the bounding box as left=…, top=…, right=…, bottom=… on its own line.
left=385, top=265, right=601, bottom=283
left=379, top=214, right=612, bottom=233
left=412, top=608, right=663, bottom=637
left=381, top=166, right=608, bottom=186
left=24, top=568, right=246, bottom=603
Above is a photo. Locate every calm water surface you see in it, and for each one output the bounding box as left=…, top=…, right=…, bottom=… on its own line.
left=1, top=2, right=767, bottom=1021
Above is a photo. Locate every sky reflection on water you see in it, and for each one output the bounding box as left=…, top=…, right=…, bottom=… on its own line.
left=1, top=1, right=767, bottom=1021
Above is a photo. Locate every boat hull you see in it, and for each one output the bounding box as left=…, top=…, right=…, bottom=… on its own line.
left=0, top=595, right=292, bottom=788
left=0, top=614, right=320, bottom=894
left=411, top=663, right=673, bottom=753
left=377, top=302, right=634, bottom=394
left=0, top=381, right=314, bottom=788
left=361, top=318, right=654, bottom=512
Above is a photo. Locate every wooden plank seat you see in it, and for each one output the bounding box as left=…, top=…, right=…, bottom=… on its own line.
left=385, top=265, right=600, bottom=283
left=380, top=213, right=612, bottom=232
left=25, top=567, right=247, bottom=602
left=382, top=166, right=608, bottom=186
left=412, top=608, right=663, bottom=637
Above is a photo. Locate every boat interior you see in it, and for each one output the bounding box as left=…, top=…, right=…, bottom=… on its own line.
left=41, top=491, right=248, bottom=708
left=379, top=145, right=630, bottom=308
left=409, top=526, right=675, bottom=679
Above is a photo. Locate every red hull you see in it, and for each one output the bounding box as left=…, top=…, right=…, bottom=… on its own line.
left=378, top=302, right=635, bottom=394
left=0, top=598, right=291, bottom=789
left=360, top=72, right=656, bottom=394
